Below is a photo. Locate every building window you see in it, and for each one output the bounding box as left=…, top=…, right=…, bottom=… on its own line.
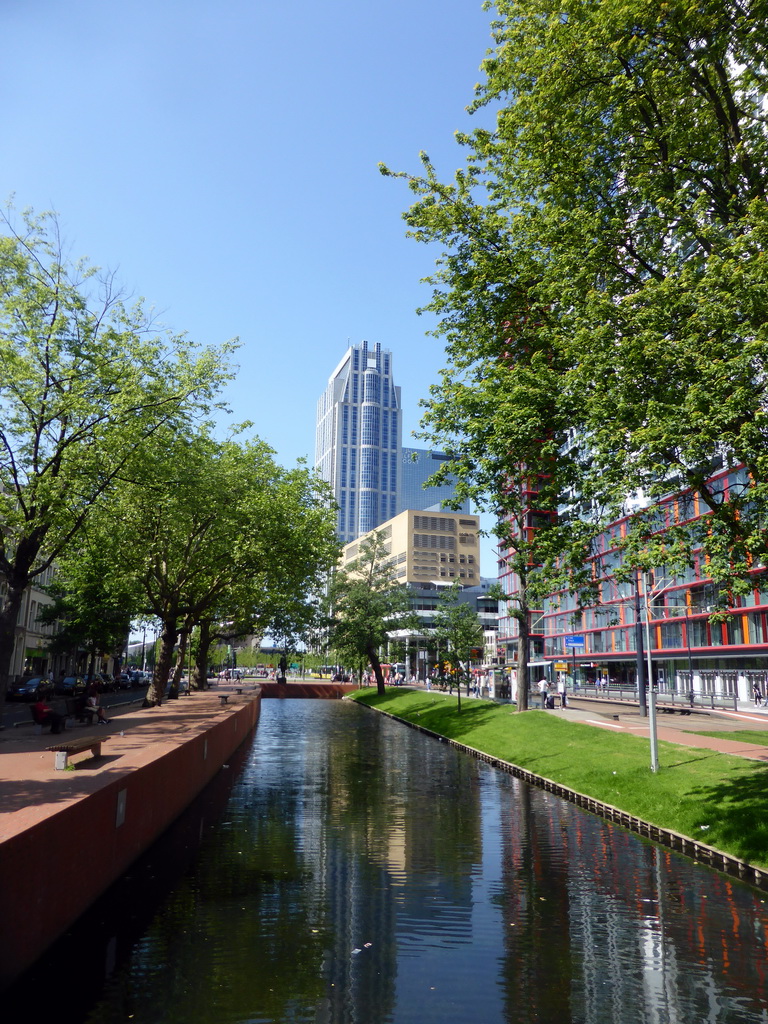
left=414, top=516, right=456, bottom=531
left=660, top=622, right=682, bottom=648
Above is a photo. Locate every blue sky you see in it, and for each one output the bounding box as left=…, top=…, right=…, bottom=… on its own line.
left=2, top=0, right=498, bottom=568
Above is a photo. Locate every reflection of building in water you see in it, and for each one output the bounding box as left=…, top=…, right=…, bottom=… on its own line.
left=299, top=710, right=485, bottom=1023
left=496, top=776, right=768, bottom=1023
left=300, top=724, right=397, bottom=1024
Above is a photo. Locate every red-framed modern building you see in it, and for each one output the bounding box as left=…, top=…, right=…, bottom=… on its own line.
left=497, top=462, right=768, bottom=701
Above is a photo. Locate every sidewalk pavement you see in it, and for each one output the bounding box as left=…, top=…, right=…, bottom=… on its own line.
left=0, top=685, right=258, bottom=845
left=548, top=695, right=768, bottom=762
left=3, top=685, right=768, bottom=848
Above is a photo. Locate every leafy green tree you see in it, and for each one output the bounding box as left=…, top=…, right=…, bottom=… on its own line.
left=0, top=206, right=232, bottom=699
left=186, top=460, right=338, bottom=694
left=330, top=532, right=417, bottom=695
left=432, top=582, right=484, bottom=712
left=37, top=546, right=138, bottom=683
left=76, top=428, right=337, bottom=704
left=383, top=0, right=768, bottom=609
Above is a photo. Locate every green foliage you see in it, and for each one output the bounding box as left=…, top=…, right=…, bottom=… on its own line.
left=330, top=532, right=418, bottom=694
left=77, top=427, right=338, bottom=703
left=37, top=556, right=135, bottom=662
left=432, top=582, right=484, bottom=706
left=0, top=205, right=233, bottom=695
left=383, top=0, right=768, bottom=598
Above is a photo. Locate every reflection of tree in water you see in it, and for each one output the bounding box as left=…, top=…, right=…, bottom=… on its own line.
left=494, top=783, right=575, bottom=1023
left=93, top=783, right=329, bottom=1024
left=326, top=708, right=484, bottom=898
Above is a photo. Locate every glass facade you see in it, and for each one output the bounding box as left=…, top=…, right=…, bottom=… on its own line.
left=397, top=448, right=470, bottom=515
left=315, top=341, right=402, bottom=544
left=511, top=466, right=768, bottom=699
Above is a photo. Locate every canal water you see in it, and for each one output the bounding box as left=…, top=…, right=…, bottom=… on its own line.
left=10, top=699, right=768, bottom=1023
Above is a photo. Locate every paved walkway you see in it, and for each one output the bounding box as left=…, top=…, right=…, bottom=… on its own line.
left=0, top=685, right=258, bottom=844
left=549, top=695, right=768, bottom=762
left=3, top=686, right=768, bottom=848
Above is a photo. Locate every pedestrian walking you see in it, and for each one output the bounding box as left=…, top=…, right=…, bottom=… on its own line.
left=538, top=677, right=548, bottom=709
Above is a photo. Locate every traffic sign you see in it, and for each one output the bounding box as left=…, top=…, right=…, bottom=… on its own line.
left=564, top=635, right=585, bottom=647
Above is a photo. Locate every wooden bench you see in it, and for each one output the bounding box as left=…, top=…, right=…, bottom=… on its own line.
left=46, top=735, right=109, bottom=770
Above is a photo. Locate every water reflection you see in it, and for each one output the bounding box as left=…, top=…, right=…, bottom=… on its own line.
left=14, top=699, right=768, bottom=1023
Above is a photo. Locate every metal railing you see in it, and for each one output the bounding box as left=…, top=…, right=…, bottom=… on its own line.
left=564, top=683, right=738, bottom=712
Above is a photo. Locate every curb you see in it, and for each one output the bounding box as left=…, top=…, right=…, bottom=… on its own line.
left=360, top=701, right=768, bottom=894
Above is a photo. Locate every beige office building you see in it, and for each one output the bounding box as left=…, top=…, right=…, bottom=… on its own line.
left=341, top=509, right=480, bottom=584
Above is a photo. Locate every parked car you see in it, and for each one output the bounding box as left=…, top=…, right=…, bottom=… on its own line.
left=55, top=675, right=86, bottom=696
left=8, top=676, right=53, bottom=701
left=98, top=672, right=118, bottom=692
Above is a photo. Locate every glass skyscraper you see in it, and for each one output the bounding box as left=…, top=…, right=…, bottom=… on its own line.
left=315, top=341, right=402, bottom=544
left=397, top=447, right=470, bottom=515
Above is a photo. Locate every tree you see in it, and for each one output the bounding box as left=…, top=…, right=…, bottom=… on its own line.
left=74, top=428, right=338, bottom=705
left=37, top=545, right=139, bottom=684
left=186, top=460, right=338, bottom=694
left=0, top=207, right=232, bottom=699
left=411, top=332, right=596, bottom=709
left=383, top=0, right=768, bottom=612
left=330, top=532, right=417, bottom=695
left=432, top=582, right=484, bottom=712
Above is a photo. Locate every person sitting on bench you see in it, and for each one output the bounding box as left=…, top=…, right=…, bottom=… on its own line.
left=86, top=686, right=109, bottom=725
left=31, top=698, right=66, bottom=734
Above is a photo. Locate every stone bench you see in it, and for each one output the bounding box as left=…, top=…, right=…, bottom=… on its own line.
left=46, top=735, right=109, bottom=770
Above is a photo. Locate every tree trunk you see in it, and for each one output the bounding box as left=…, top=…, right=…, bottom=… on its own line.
left=145, top=616, right=178, bottom=706
left=368, top=645, right=386, bottom=695
left=515, top=605, right=531, bottom=712
left=168, top=616, right=193, bottom=699
left=0, top=530, right=48, bottom=701
left=0, top=580, right=26, bottom=702
left=193, top=619, right=211, bottom=690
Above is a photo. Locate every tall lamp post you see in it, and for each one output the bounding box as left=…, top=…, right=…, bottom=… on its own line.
left=642, top=573, right=678, bottom=773
left=642, top=572, right=660, bottom=773
left=634, top=571, right=647, bottom=717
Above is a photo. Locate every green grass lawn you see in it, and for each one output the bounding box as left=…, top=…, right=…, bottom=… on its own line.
left=350, top=688, right=768, bottom=870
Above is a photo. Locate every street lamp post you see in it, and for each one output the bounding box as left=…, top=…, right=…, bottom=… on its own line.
left=642, top=572, right=659, bottom=773
left=635, top=571, right=647, bottom=717
left=642, top=573, right=679, bottom=773
left=685, top=608, right=695, bottom=706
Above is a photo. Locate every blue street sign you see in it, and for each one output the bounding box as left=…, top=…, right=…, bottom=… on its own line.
left=564, top=635, right=585, bottom=647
